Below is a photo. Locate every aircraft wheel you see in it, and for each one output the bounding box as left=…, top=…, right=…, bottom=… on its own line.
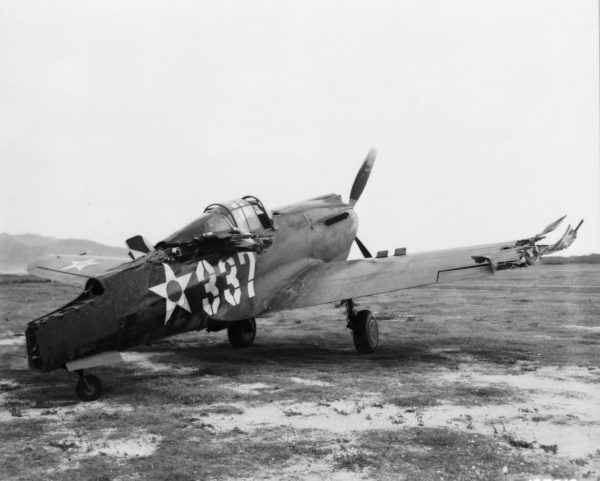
left=352, top=310, right=378, bottom=353
left=76, top=374, right=103, bottom=402
left=227, top=318, right=256, bottom=348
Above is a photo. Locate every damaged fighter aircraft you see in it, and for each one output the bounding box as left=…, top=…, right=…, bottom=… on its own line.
left=25, top=149, right=583, bottom=400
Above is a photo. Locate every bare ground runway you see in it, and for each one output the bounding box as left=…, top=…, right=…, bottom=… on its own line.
left=0, top=265, right=599, bottom=481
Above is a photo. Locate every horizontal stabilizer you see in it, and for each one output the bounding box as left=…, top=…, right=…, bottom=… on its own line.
left=27, top=255, right=130, bottom=287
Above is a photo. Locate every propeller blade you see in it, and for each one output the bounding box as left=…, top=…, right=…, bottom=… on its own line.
left=355, top=236, right=373, bottom=258
left=349, top=148, right=377, bottom=207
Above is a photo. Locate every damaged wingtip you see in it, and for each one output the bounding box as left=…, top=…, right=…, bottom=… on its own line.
left=542, top=217, right=584, bottom=254
left=538, top=215, right=567, bottom=237
left=519, top=215, right=583, bottom=259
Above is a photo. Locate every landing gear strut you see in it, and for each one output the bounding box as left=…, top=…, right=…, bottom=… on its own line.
left=75, top=371, right=103, bottom=402
left=227, top=318, right=256, bottom=348
left=346, top=300, right=378, bottom=353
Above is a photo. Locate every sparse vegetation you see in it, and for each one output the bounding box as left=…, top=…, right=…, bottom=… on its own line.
left=1, top=265, right=599, bottom=480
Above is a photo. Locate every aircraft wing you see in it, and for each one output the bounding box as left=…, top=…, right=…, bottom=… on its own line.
left=27, top=255, right=130, bottom=287
left=270, top=217, right=583, bottom=311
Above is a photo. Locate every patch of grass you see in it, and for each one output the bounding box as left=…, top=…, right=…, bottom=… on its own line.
left=196, top=404, right=245, bottom=416
left=160, top=473, right=196, bottom=481
left=334, top=450, right=377, bottom=470
left=193, top=365, right=242, bottom=377
left=0, top=274, right=51, bottom=284
left=265, top=383, right=333, bottom=403
left=48, top=439, right=78, bottom=451
left=1, top=418, right=45, bottom=439
left=291, top=443, right=332, bottom=458
left=388, top=394, right=440, bottom=408
left=452, top=384, right=518, bottom=405
left=355, top=428, right=542, bottom=479
left=504, top=434, right=535, bottom=449
left=281, top=408, right=303, bottom=417
left=72, top=409, right=126, bottom=429
left=540, top=443, right=558, bottom=454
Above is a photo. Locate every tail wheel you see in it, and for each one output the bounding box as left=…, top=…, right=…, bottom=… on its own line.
left=227, top=318, right=256, bottom=348
left=75, top=374, right=103, bottom=402
left=352, top=310, right=378, bottom=353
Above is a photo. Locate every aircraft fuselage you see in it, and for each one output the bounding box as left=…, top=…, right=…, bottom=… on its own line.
left=26, top=194, right=358, bottom=372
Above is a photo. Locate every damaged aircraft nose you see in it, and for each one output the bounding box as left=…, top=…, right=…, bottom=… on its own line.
left=26, top=277, right=119, bottom=372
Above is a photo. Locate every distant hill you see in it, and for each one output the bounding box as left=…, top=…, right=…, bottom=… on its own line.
left=541, top=254, right=600, bottom=265
left=0, top=233, right=128, bottom=273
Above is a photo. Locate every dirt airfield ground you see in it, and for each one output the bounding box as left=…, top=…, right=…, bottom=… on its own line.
left=1, top=264, right=599, bottom=481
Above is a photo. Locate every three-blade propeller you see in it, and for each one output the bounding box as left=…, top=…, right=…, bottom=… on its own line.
left=350, top=148, right=377, bottom=258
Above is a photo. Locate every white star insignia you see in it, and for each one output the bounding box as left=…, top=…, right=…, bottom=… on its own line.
left=63, top=258, right=100, bottom=271
left=149, top=263, right=193, bottom=325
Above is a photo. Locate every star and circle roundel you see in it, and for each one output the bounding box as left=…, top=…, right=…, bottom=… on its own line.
left=149, top=264, right=193, bottom=325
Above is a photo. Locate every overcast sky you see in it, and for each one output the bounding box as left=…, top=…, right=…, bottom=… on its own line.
left=1, top=0, right=598, bottom=256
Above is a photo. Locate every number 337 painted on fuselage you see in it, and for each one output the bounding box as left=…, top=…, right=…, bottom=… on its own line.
left=148, top=251, right=257, bottom=325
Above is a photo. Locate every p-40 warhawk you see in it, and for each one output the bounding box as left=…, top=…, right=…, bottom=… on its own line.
left=26, top=149, right=582, bottom=401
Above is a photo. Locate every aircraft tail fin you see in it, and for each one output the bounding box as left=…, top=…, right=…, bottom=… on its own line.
left=126, top=235, right=153, bottom=259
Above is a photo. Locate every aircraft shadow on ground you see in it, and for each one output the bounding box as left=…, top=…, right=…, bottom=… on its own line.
left=6, top=337, right=532, bottom=404
left=138, top=338, right=532, bottom=369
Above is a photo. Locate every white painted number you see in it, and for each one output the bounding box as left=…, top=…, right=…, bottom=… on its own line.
left=239, top=252, right=256, bottom=298
left=220, top=257, right=241, bottom=306
left=196, top=253, right=257, bottom=315
left=196, top=260, right=220, bottom=315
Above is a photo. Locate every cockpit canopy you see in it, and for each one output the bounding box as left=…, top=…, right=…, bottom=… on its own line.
left=159, top=196, right=274, bottom=246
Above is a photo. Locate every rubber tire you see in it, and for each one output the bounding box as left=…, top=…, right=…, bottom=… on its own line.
left=75, top=374, right=103, bottom=402
left=227, top=318, right=256, bottom=348
left=352, top=310, right=378, bottom=353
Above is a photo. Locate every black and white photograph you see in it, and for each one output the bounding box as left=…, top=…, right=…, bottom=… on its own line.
left=1, top=1, right=599, bottom=480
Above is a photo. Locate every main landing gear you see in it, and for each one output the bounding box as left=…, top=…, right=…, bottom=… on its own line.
left=346, top=299, right=379, bottom=353
left=75, top=370, right=103, bottom=402
left=227, top=318, right=257, bottom=348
